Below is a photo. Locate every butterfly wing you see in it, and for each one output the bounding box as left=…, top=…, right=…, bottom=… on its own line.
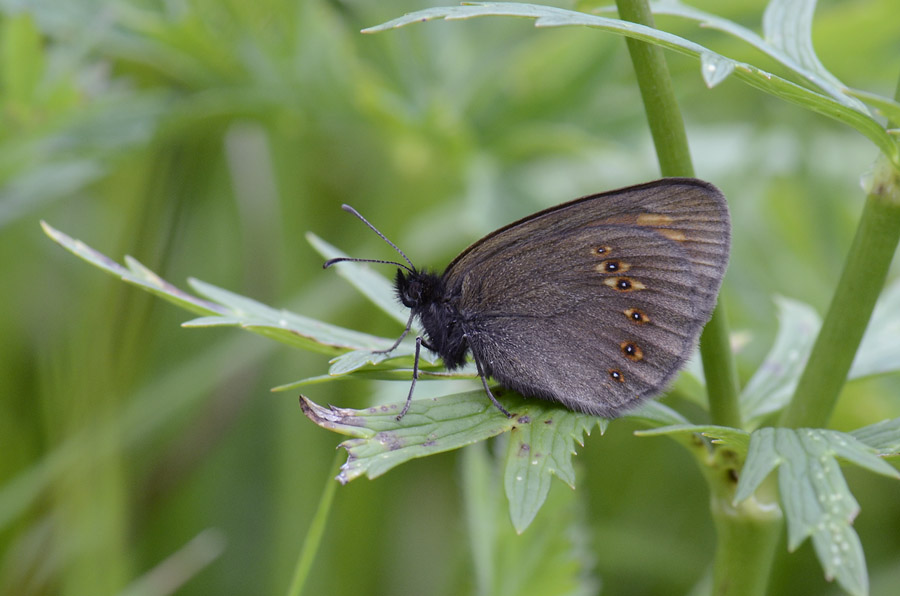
left=442, top=178, right=730, bottom=417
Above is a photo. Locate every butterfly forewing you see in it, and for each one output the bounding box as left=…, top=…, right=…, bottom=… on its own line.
left=442, top=178, right=730, bottom=417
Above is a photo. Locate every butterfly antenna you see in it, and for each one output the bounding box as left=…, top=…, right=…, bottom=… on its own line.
left=338, top=204, right=416, bottom=271
left=323, top=256, right=413, bottom=271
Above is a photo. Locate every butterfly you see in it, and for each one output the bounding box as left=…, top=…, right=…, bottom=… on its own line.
left=325, top=178, right=730, bottom=420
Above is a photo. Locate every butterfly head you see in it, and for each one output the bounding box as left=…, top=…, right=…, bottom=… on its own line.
left=395, top=268, right=442, bottom=309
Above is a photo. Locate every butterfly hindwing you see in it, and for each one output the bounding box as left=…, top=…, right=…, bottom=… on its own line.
left=442, top=178, right=730, bottom=416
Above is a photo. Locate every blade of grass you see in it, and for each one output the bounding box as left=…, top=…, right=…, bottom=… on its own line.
left=285, top=450, right=343, bottom=596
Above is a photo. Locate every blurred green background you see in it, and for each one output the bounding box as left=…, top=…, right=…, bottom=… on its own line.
left=2, top=0, right=899, bottom=594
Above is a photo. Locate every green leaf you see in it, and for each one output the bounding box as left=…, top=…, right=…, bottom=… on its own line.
left=41, top=221, right=223, bottom=317
left=301, top=390, right=597, bottom=467
left=328, top=345, right=443, bottom=373
left=741, top=296, right=821, bottom=423
left=301, top=390, right=613, bottom=532
left=301, top=387, right=696, bottom=532
left=645, top=0, right=864, bottom=111
left=735, top=427, right=900, bottom=596
left=850, top=276, right=900, bottom=380
left=502, top=405, right=603, bottom=533
left=327, top=348, right=401, bottom=376
left=762, top=0, right=844, bottom=91
left=41, top=221, right=391, bottom=355
left=461, top=443, right=598, bottom=595
left=364, top=2, right=898, bottom=165
left=845, top=88, right=900, bottom=124
left=300, top=390, right=527, bottom=482
left=272, top=363, right=475, bottom=392
left=178, top=286, right=395, bottom=353
left=740, top=277, right=900, bottom=424
left=622, top=399, right=691, bottom=427
left=637, top=424, right=750, bottom=458
left=850, top=417, right=900, bottom=456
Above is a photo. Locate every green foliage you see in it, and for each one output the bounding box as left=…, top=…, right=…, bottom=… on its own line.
left=364, top=2, right=899, bottom=165
left=735, top=427, right=900, bottom=596
left=460, top=442, right=599, bottom=596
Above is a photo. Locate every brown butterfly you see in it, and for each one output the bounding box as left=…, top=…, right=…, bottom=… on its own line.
left=326, top=178, right=730, bottom=419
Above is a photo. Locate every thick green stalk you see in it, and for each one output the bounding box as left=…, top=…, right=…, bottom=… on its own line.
left=614, top=0, right=693, bottom=178
left=614, top=0, right=742, bottom=429
left=780, top=75, right=900, bottom=429
left=779, top=161, right=900, bottom=428
left=700, top=305, right=742, bottom=429
left=708, top=475, right=782, bottom=596
left=615, top=3, right=775, bottom=595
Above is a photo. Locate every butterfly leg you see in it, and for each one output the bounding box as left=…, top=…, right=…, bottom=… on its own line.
left=474, top=358, right=512, bottom=418
left=373, top=311, right=415, bottom=355
left=396, top=334, right=424, bottom=420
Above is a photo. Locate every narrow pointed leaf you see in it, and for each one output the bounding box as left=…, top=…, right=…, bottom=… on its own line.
left=845, top=88, right=900, bottom=123
left=623, top=400, right=691, bottom=427
left=41, top=221, right=391, bottom=354
left=762, top=0, right=845, bottom=92
left=365, top=1, right=896, bottom=168
left=637, top=424, right=751, bottom=457
left=327, top=349, right=397, bottom=376
left=850, top=417, right=900, bottom=456
left=274, top=363, right=478, bottom=392
left=325, top=343, right=440, bottom=377
left=648, top=0, right=866, bottom=112
left=41, top=221, right=223, bottom=316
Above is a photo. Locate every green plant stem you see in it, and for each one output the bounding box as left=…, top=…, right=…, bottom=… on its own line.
left=780, top=67, right=900, bottom=429
left=286, top=450, right=343, bottom=596
left=779, top=161, right=900, bottom=428
left=708, top=477, right=783, bottom=596
left=699, top=305, right=742, bottom=429
left=615, top=0, right=742, bottom=429
left=616, top=2, right=771, bottom=595
left=615, top=0, right=693, bottom=178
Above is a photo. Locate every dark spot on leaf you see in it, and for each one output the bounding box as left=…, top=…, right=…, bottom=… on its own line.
left=423, top=440, right=437, bottom=447
left=544, top=419, right=553, bottom=425
left=518, top=443, right=530, bottom=456
left=720, top=449, right=739, bottom=463
left=517, top=415, right=531, bottom=424
left=727, top=469, right=739, bottom=483
left=375, top=431, right=404, bottom=451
